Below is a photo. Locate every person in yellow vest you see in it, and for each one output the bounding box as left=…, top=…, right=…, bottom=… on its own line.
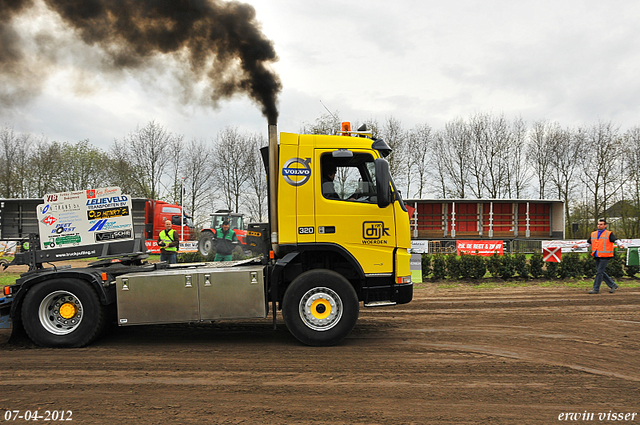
left=157, top=219, right=179, bottom=264
left=573, top=218, right=624, bottom=294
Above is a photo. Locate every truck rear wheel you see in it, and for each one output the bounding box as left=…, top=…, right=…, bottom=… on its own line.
left=199, top=232, right=214, bottom=256
left=282, top=269, right=359, bottom=346
left=21, top=278, right=105, bottom=348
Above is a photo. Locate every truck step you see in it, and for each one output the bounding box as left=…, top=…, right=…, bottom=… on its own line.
left=364, top=301, right=397, bottom=308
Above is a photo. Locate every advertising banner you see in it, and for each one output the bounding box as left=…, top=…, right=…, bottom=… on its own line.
left=542, top=239, right=640, bottom=253
left=410, top=253, right=423, bottom=283
left=456, top=240, right=504, bottom=256
left=410, top=240, right=429, bottom=254
left=145, top=240, right=199, bottom=254
left=36, top=187, right=133, bottom=250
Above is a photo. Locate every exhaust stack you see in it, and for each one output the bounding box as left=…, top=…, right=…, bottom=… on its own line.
left=268, top=124, right=279, bottom=256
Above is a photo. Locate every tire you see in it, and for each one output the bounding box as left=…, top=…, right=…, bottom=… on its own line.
left=21, top=278, right=105, bottom=348
left=282, top=269, right=359, bottom=346
left=199, top=232, right=214, bottom=256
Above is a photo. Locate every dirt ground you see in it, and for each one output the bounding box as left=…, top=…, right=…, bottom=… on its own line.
left=1, top=283, right=639, bottom=424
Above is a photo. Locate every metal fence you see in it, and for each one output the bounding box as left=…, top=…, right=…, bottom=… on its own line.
left=510, top=240, right=543, bottom=254
left=427, top=240, right=457, bottom=254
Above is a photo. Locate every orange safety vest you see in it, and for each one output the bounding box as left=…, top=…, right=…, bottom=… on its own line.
left=590, top=229, right=614, bottom=257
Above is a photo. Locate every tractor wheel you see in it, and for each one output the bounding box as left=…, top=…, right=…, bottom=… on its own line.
left=199, top=232, right=215, bottom=257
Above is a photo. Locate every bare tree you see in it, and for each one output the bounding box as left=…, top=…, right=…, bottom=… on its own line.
left=301, top=111, right=341, bottom=135
left=429, top=130, right=449, bottom=198
left=381, top=116, right=407, bottom=188
left=407, top=123, right=433, bottom=198
left=433, top=118, right=471, bottom=198
left=180, top=138, right=216, bottom=228
left=60, top=140, right=110, bottom=191
left=527, top=120, right=561, bottom=199
left=244, top=133, right=268, bottom=222
left=472, top=113, right=512, bottom=198
left=108, top=140, right=145, bottom=197
left=504, top=116, right=531, bottom=198
left=354, top=118, right=380, bottom=139
left=549, top=127, right=583, bottom=235
left=621, top=126, right=640, bottom=237
left=117, top=121, right=180, bottom=199
left=26, top=137, right=64, bottom=197
left=166, top=135, right=186, bottom=205
left=0, top=125, right=31, bottom=197
left=212, top=126, right=253, bottom=212
left=579, top=121, right=625, bottom=225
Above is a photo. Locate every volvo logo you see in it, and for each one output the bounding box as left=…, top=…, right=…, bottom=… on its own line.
left=282, top=157, right=312, bottom=186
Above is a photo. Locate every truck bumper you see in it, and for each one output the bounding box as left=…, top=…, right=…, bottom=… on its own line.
left=362, top=281, right=413, bottom=306
left=394, top=282, right=413, bottom=304
left=0, top=297, right=12, bottom=329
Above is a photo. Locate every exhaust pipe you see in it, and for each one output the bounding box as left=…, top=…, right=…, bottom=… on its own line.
left=268, top=124, right=279, bottom=256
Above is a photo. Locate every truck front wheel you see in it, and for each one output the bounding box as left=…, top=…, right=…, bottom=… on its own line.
left=199, top=231, right=214, bottom=256
left=282, top=269, right=359, bottom=346
left=21, top=278, right=105, bottom=348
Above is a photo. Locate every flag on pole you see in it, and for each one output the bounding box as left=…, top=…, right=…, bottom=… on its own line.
left=543, top=246, right=562, bottom=262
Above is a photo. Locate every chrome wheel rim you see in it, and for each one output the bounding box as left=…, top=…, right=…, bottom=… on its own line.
left=38, top=290, right=84, bottom=335
left=299, top=287, right=343, bottom=331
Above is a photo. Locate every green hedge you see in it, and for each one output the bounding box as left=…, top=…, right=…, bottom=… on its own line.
left=419, top=251, right=635, bottom=282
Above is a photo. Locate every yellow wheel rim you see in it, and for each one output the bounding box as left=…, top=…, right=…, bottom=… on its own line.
left=310, top=298, right=332, bottom=320
left=59, top=302, right=77, bottom=319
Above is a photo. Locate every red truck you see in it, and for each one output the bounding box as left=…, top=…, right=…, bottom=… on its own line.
left=143, top=200, right=195, bottom=253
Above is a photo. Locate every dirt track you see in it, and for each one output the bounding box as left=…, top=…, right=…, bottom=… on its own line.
left=1, top=284, right=639, bottom=424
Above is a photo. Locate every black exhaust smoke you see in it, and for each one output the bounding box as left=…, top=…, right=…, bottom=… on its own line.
left=0, top=0, right=281, bottom=124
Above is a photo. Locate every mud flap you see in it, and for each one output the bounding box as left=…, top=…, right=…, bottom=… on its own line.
left=0, top=297, right=29, bottom=345
left=0, top=297, right=12, bottom=329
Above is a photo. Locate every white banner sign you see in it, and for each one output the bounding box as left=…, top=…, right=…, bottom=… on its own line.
left=37, top=187, right=133, bottom=250
left=411, top=240, right=429, bottom=254
left=542, top=239, right=640, bottom=253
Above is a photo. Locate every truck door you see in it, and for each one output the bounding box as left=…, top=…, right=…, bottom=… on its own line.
left=314, top=150, right=396, bottom=275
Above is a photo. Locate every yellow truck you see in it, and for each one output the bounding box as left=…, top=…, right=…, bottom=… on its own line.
left=0, top=124, right=412, bottom=347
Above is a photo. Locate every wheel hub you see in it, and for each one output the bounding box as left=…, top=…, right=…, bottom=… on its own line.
left=299, top=287, right=343, bottom=331
left=58, top=302, right=77, bottom=319
left=38, top=291, right=84, bottom=335
left=310, top=299, right=331, bottom=319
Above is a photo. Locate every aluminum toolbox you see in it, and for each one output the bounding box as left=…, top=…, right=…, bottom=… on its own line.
left=116, top=265, right=266, bottom=325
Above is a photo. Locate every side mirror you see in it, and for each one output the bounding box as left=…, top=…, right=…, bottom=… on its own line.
left=375, top=158, right=392, bottom=208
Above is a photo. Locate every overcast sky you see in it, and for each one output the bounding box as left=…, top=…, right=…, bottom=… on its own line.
left=1, top=0, right=639, bottom=149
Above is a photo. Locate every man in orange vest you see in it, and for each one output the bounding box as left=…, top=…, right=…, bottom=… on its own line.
left=574, top=218, right=624, bottom=294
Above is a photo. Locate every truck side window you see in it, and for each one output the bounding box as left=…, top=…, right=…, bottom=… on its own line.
left=320, top=153, right=377, bottom=203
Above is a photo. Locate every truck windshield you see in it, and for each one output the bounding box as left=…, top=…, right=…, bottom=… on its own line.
left=171, top=215, right=194, bottom=227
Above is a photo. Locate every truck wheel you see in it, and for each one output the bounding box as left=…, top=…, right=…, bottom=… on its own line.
left=199, top=232, right=214, bottom=256
left=21, top=278, right=105, bottom=348
left=282, top=269, right=359, bottom=346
